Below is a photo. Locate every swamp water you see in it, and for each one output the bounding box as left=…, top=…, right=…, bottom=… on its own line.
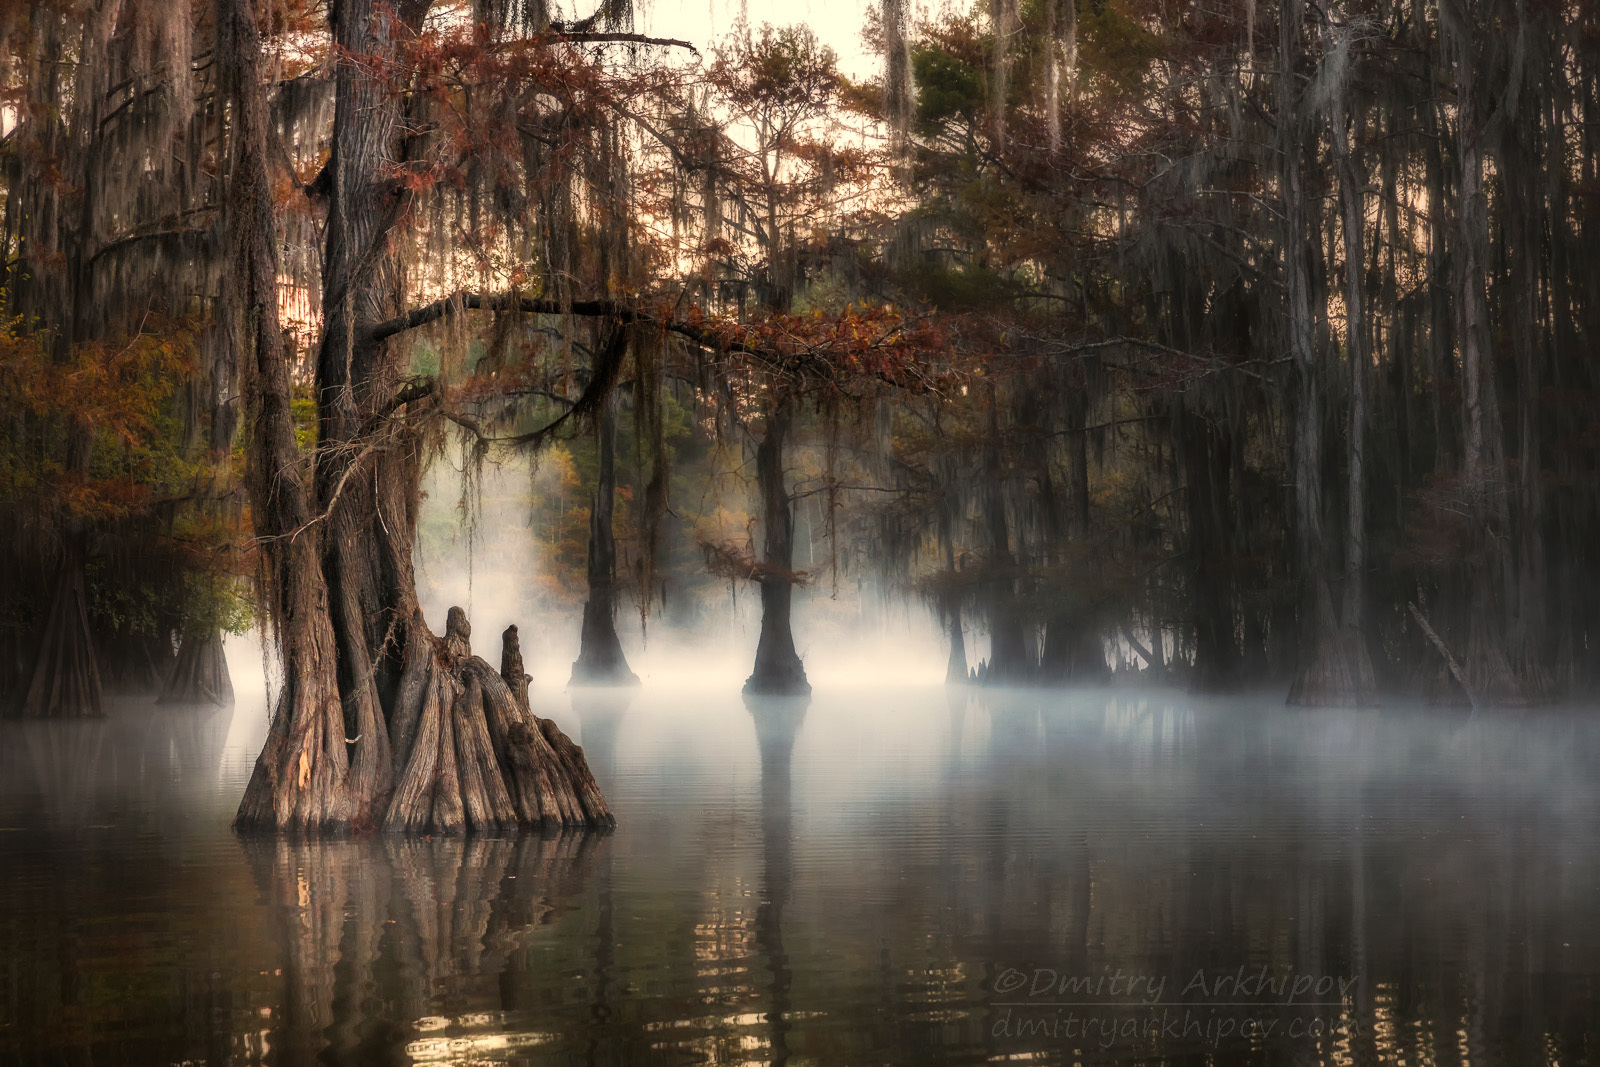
left=3, top=674, right=1599, bottom=1065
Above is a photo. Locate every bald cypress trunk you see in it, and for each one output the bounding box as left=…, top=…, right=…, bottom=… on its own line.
left=6, top=17, right=110, bottom=719
left=159, top=629, right=235, bottom=707
left=226, top=0, right=610, bottom=832
left=745, top=402, right=810, bottom=696
left=1318, top=19, right=1378, bottom=705
left=945, top=601, right=969, bottom=685
left=571, top=389, right=639, bottom=686
left=980, top=395, right=1030, bottom=684
left=1181, top=407, right=1242, bottom=691
left=15, top=533, right=103, bottom=719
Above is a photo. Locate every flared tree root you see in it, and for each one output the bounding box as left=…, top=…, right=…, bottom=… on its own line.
left=1287, top=626, right=1378, bottom=707
left=743, top=651, right=811, bottom=697
left=385, top=610, right=613, bottom=833
left=237, top=608, right=613, bottom=835
left=14, top=558, right=103, bottom=718
left=158, top=628, right=235, bottom=706
left=569, top=596, right=640, bottom=687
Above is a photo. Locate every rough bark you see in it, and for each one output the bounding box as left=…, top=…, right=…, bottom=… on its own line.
left=226, top=0, right=610, bottom=832
left=158, top=628, right=235, bottom=706
left=379, top=612, right=613, bottom=833
left=979, top=401, right=1030, bottom=684
left=228, top=0, right=363, bottom=831
left=571, top=389, right=639, bottom=686
left=745, top=402, right=811, bottom=696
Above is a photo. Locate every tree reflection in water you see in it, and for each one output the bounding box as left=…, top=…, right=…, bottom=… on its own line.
left=6, top=687, right=1600, bottom=1066
left=746, top=693, right=808, bottom=1067
left=240, top=831, right=605, bottom=1064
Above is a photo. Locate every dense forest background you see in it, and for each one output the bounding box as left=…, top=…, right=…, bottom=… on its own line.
left=1, top=0, right=1596, bottom=789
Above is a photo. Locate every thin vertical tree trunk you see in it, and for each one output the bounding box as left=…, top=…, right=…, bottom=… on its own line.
left=1500, top=37, right=1551, bottom=700
left=1328, top=24, right=1378, bottom=703
left=1181, top=406, right=1242, bottom=690
left=980, top=390, right=1029, bottom=683
left=745, top=401, right=811, bottom=695
left=1283, top=0, right=1371, bottom=706
left=571, top=386, right=639, bottom=686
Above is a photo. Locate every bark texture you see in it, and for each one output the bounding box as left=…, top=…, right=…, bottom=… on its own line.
left=225, top=0, right=610, bottom=833
left=382, top=612, right=614, bottom=833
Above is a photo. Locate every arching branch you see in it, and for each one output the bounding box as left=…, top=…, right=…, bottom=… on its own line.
left=557, top=31, right=699, bottom=53
left=368, top=291, right=946, bottom=395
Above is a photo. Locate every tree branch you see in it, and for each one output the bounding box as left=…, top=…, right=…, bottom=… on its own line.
left=556, top=31, right=699, bottom=53
left=368, top=290, right=939, bottom=395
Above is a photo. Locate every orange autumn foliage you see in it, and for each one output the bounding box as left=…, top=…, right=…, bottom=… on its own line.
left=0, top=315, right=198, bottom=525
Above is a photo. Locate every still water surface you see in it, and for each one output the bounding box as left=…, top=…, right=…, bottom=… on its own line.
left=3, top=681, right=1599, bottom=1066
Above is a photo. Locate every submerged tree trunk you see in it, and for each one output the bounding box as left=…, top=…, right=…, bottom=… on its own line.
left=226, top=0, right=610, bottom=833
left=985, top=614, right=1030, bottom=683
left=158, top=628, right=235, bottom=706
left=571, top=389, right=639, bottom=686
left=97, top=626, right=177, bottom=693
left=745, top=402, right=811, bottom=695
left=14, top=535, right=103, bottom=719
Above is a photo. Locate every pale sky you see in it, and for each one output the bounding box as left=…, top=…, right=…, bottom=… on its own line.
left=638, top=0, right=937, bottom=80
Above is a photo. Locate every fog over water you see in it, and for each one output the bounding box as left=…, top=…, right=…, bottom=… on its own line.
left=6, top=464, right=1599, bottom=1067
left=4, top=629, right=1599, bottom=1064
left=410, top=450, right=954, bottom=690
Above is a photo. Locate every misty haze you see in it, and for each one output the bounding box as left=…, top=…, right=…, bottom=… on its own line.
left=3, top=0, right=1597, bottom=1064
